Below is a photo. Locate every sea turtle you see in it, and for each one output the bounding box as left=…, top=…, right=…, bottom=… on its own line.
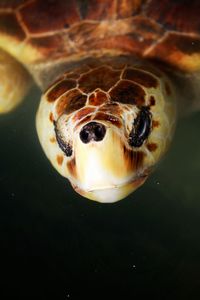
left=0, top=0, right=200, bottom=203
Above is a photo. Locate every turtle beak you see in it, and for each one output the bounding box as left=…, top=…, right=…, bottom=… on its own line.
left=72, top=175, right=147, bottom=203
left=69, top=121, right=147, bottom=203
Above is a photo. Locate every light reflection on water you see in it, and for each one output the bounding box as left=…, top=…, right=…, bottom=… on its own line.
left=0, top=87, right=200, bottom=298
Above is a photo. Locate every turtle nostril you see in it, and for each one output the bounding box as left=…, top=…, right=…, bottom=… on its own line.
left=79, top=121, right=106, bottom=143
left=94, top=122, right=107, bottom=140
left=80, top=128, right=89, bottom=143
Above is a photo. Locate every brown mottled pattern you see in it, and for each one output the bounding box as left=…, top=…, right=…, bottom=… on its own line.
left=149, top=96, right=156, bottom=106
left=65, top=93, right=87, bottom=114
left=47, top=79, right=76, bottom=102
left=50, top=137, right=56, bottom=143
left=77, top=0, right=143, bottom=21
left=56, top=89, right=87, bottom=116
left=172, top=35, right=200, bottom=55
left=81, top=0, right=117, bottom=20
left=67, top=22, right=99, bottom=50
left=91, top=14, right=164, bottom=55
left=29, top=34, right=68, bottom=58
left=109, top=80, right=145, bottom=106
left=67, top=158, right=77, bottom=178
left=131, top=16, right=164, bottom=41
left=135, top=64, right=163, bottom=78
left=133, top=150, right=145, bottom=170
left=0, top=13, right=25, bottom=40
left=0, top=0, right=28, bottom=9
left=152, top=120, right=159, bottom=128
left=64, top=65, right=91, bottom=80
left=147, top=33, right=200, bottom=70
left=147, top=143, right=157, bottom=152
left=100, top=103, right=121, bottom=115
left=0, top=0, right=199, bottom=75
left=65, top=72, right=80, bottom=80
left=78, top=66, right=121, bottom=93
left=146, top=0, right=200, bottom=34
left=87, top=59, right=112, bottom=69
left=73, top=107, right=96, bottom=122
left=106, top=61, right=127, bottom=70
left=90, top=35, right=145, bottom=55
left=44, top=75, right=65, bottom=94
left=19, top=0, right=80, bottom=34
left=123, top=146, right=144, bottom=171
left=123, top=68, right=158, bottom=88
left=49, top=112, right=54, bottom=122
left=116, top=0, right=142, bottom=18
left=57, top=155, right=63, bottom=166
left=88, top=90, right=108, bottom=106
left=95, top=112, right=121, bottom=128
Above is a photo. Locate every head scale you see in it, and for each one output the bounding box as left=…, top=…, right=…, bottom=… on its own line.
left=36, top=57, right=176, bottom=203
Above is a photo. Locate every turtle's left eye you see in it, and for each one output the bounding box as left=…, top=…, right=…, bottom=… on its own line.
left=129, top=106, right=152, bottom=147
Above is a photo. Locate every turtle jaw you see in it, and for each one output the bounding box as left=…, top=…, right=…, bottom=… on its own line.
left=68, top=125, right=149, bottom=203
left=72, top=175, right=147, bottom=203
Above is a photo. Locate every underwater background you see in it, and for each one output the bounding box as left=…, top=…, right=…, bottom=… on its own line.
left=0, top=86, right=200, bottom=299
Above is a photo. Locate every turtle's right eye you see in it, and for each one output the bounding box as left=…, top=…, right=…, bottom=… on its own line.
left=129, top=106, right=152, bottom=147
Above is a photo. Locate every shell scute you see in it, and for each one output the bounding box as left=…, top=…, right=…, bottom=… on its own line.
left=145, top=0, right=200, bottom=35
left=109, top=80, right=146, bottom=106
left=56, top=89, right=87, bottom=116
left=46, top=79, right=76, bottom=102
left=122, top=68, right=158, bottom=88
left=29, top=34, right=69, bottom=59
left=79, top=0, right=117, bottom=21
left=116, top=0, right=142, bottom=18
left=0, top=0, right=28, bottom=10
left=147, top=33, right=200, bottom=71
left=78, top=66, right=121, bottom=93
left=77, top=0, right=142, bottom=21
left=19, top=0, right=80, bottom=34
left=0, top=13, right=25, bottom=40
left=0, top=0, right=199, bottom=75
left=88, top=90, right=109, bottom=106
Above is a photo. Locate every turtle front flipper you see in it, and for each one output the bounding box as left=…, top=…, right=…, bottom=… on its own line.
left=0, top=48, right=32, bottom=114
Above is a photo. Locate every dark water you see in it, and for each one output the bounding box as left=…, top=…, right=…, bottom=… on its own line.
left=0, top=87, right=200, bottom=299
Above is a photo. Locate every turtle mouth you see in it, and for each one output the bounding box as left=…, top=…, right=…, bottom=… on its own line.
left=72, top=174, right=148, bottom=203
left=88, top=174, right=147, bottom=192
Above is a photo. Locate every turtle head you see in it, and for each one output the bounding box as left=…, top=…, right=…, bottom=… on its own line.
left=36, top=60, right=176, bottom=203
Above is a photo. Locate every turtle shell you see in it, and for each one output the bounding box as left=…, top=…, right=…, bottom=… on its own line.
left=0, top=0, right=199, bottom=72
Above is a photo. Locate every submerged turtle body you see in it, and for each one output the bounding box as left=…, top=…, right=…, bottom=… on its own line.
left=0, top=0, right=200, bottom=75
left=0, top=0, right=200, bottom=202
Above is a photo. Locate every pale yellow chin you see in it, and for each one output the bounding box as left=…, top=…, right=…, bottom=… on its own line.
left=72, top=175, right=147, bottom=203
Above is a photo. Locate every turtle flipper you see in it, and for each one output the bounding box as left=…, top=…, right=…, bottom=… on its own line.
left=0, top=48, right=32, bottom=114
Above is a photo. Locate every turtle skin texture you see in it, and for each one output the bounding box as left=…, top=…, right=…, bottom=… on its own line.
left=0, top=0, right=199, bottom=72
left=0, top=0, right=199, bottom=202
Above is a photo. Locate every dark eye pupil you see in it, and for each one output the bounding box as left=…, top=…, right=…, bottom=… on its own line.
left=129, top=107, right=151, bottom=147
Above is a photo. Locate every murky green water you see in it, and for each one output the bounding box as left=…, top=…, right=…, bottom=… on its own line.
left=0, top=87, right=200, bottom=299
